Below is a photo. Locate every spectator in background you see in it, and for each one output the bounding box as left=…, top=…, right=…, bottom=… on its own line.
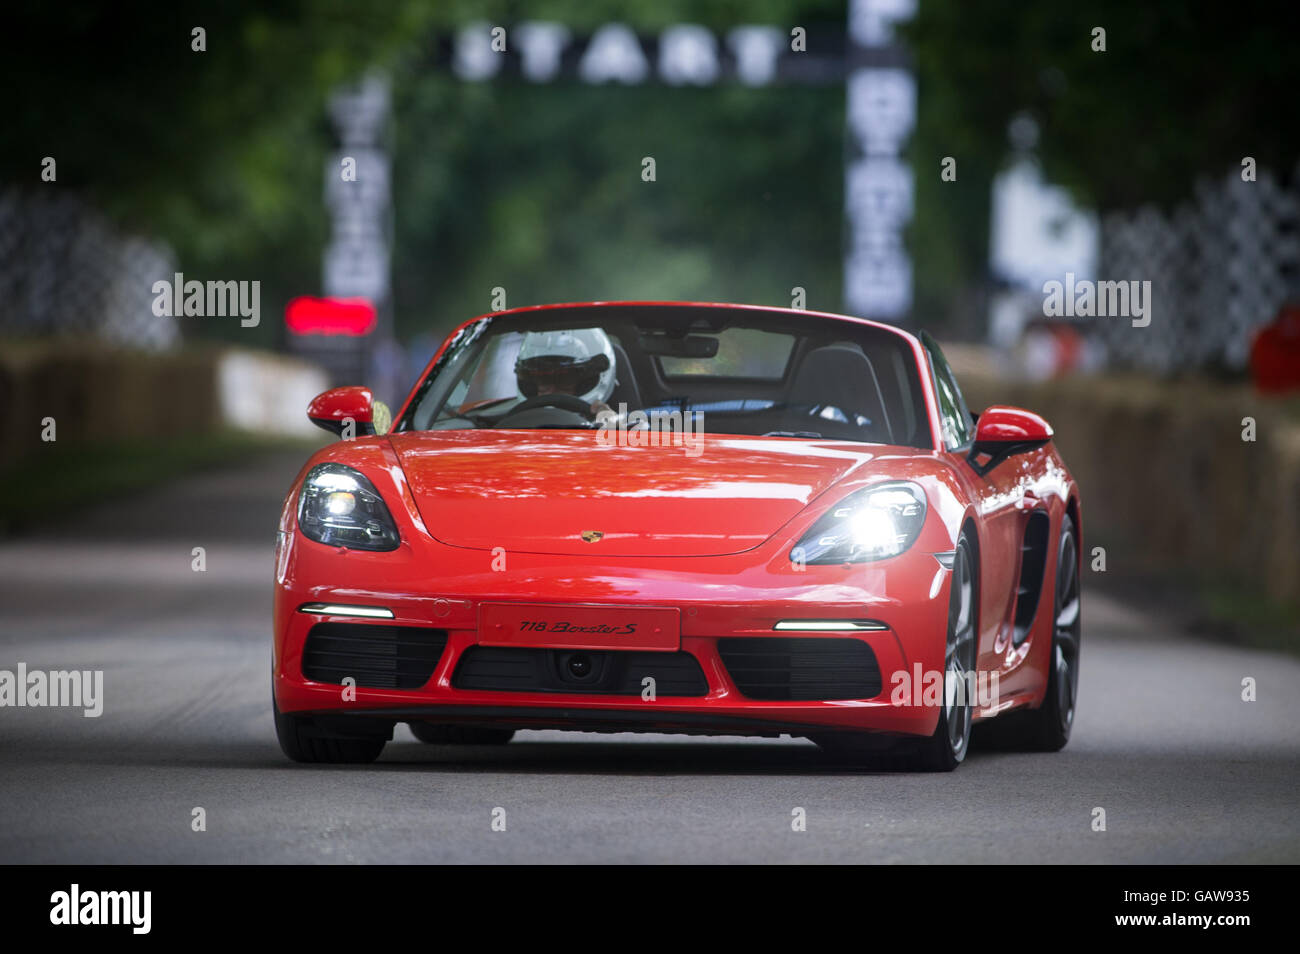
left=1250, top=302, right=1300, bottom=393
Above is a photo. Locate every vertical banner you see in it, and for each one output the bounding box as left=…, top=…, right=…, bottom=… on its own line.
left=291, top=73, right=395, bottom=396
left=843, top=0, right=917, bottom=322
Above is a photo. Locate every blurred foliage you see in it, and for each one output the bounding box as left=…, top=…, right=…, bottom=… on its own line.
left=906, top=0, right=1299, bottom=211
left=0, top=430, right=315, bottom=534
left=392, top=0, right=851, bottom=341
left=7, top=0, right=441, bottom=349
left=7, top=0, right=851, bottom=348
left=390, top=80, right=844, bottom=341
left=386, top=0, right=848, bottom=343
left=8, top=1, right=1292, bottom=350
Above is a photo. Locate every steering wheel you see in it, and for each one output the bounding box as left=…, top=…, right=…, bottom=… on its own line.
left=496, top=393, right=598, bottom=423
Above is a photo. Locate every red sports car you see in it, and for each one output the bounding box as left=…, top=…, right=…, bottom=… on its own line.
left=273, top=301, right=1082, bottom=771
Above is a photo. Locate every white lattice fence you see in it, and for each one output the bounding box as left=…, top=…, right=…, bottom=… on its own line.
left=1097, top=164, right=1300, bottom=373
left=0, top=189, right=179, bottom=351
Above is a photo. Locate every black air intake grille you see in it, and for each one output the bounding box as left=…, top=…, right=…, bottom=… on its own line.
left=718, top=637, right=882, bottom=700
left=301, top=623, right=447, bottom=689
left=453, top=647, right=708, bottom=697
left=1014, top=511, right=1051, bottom=644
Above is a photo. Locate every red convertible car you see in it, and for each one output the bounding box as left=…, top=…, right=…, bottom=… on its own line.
left=273, top=301, right=1082, bottom=771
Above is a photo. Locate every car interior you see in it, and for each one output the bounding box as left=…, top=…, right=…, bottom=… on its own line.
left=408, top=309, right=932, bottom=448
left=605, top=320, right=929, bottom=448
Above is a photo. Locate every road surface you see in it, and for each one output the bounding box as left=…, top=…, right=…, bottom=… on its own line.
left=1, top=452, right=1296, bottom=863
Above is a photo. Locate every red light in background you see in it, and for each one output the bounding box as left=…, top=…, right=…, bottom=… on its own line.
left=286, top=297, right=377, bottom=336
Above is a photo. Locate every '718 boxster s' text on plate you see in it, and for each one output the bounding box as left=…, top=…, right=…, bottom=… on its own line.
left=273, top=301, right=1082, bottom=771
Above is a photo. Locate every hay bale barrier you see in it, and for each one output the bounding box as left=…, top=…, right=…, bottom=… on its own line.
left=959, top=369, right=1300, bottom=616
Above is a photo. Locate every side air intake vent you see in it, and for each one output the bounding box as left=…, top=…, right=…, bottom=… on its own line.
left=718, top=637, right=882, bottom=700
left=301, top=623, right=447, bottom=689
left=1013, top=512, right=1051, bottom=645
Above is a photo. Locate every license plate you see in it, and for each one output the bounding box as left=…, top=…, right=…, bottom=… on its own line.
left=478, top=603, right=680, bottom=651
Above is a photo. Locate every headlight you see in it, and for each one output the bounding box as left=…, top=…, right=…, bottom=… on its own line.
left=298, top=463, right=400, bottom=551
left=791, top=481, right=927, bottom=564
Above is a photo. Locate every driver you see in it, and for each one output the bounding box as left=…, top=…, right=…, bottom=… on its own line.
left=514, top=328, right=619, bottom=423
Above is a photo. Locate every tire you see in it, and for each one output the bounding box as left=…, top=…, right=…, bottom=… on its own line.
left=1020, top=513, right=1082, bottom=751
left=273, top=699, right=387, bottom=764
left=408, top=722, right=516, bottom=746
left=909, top=531, right=978, bottom=772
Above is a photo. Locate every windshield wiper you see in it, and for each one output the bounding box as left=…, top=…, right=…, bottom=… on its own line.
left=763, top=430, right=823, bottom=438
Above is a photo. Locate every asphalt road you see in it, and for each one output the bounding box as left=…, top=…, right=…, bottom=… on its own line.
left=1, top=451, right=1297, bottom=864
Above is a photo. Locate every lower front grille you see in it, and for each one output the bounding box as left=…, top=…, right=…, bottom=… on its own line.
left=717, top=637, right=882, bottom=701
left=453, top=647, right=709, bottom=697
left=301, top=623, right=448, bottom=689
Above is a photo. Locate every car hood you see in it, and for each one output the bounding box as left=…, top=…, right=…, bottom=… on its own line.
left=388, top=429, right=892, bottom=557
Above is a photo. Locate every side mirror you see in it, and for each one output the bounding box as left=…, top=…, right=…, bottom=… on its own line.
left=308, top=386, right=379, bottom=437
left=967, top=405, right=1052, bottom=476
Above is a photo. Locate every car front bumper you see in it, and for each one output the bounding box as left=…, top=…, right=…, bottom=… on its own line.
left=272, top=530, right=955, bottom=739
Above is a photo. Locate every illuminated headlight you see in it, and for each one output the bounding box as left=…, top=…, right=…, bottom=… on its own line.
left=792, top=481, right=927, bottom=564
left=298, top=463, right=400, bottom=551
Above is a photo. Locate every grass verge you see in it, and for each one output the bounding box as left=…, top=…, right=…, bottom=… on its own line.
left=0, top=431, right=319, bottom=535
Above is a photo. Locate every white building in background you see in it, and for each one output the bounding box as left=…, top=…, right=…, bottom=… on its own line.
left=988, top=156, right=1099, bottom=351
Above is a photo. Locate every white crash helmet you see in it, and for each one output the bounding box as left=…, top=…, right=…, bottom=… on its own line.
left=515, top=328, right=617, bottom=405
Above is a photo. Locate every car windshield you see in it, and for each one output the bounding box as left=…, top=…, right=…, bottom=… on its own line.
left=395, top=305, right=932, bottom=448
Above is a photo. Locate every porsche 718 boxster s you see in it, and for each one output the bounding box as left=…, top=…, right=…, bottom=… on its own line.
left=273, top=301, right=1082, bottom=770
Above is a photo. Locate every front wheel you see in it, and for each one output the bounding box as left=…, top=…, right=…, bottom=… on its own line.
left=274, top=700, right=387, bottom=764
left=909, top=532, right=979, bottom=772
